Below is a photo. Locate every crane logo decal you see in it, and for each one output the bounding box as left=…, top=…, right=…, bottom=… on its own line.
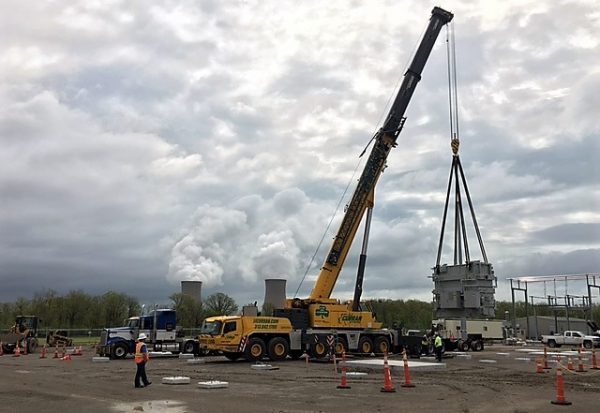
left=315, top=306, right=330, bottom=319
left=339, top=314, right=362, bottom=324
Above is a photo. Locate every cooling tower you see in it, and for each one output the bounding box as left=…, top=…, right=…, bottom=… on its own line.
left=181, top=280, right=202, bottom=303
left=263, top=279, right=287, bottom=310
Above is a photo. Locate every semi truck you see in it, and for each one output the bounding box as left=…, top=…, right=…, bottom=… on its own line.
left=96, top=308, right=198, bottom=359
left=199, top=7, right=454, bottom=361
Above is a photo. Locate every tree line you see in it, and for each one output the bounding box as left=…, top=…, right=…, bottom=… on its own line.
left=1, top=289, right=598, bottom=331
left=0, top=290, right=239, bottom=330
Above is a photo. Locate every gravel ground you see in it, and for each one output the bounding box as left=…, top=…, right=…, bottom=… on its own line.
left=1, top=344, right=599, bottom=413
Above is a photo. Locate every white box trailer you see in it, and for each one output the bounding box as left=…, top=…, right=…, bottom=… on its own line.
left=433, top=318, right=506, bottom=352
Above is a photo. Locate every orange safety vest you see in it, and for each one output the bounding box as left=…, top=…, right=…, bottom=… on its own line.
left=135, top=342, right=148, bottom=364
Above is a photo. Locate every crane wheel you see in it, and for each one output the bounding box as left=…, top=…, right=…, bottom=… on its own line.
left=267, top=337, right=289, bottom=361
left=244, top=337, right=266, bottom=361
left=334, top=338, right=348, bottom=356
left=310, top=342, right=328, bottom=359
left=357, top=336, right=374, bottom=355
left=374, top=336, right=391, bottom=355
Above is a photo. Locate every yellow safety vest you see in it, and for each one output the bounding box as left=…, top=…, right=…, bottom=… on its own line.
left=435, top=336, right=443, bottom=348
left=135, top=342, right=148, bottom=364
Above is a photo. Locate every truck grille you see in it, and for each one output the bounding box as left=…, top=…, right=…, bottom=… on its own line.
left=100, top=330, right=108, bottom=346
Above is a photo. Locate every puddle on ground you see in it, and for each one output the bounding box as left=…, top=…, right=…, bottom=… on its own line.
left=112, top=400, right=188, bottom=413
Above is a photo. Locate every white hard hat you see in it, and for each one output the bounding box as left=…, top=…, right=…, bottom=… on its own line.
left=138, top=333, right=147, bottom=340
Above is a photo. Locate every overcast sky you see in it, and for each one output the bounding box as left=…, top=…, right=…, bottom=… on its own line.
left=1, top=0, right=599, bottom=308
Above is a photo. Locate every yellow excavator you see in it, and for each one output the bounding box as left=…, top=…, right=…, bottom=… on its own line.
left=199, top=6, right=453, bottom=361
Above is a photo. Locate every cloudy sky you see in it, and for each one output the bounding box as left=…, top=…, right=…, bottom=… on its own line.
left=1, top=0, right=599, bottom=308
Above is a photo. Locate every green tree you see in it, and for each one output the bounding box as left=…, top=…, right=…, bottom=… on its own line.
left=170, top=293, right=203, bottom=327
left=63, top=290, right=93, bottom=328
left=204, top=293, right=238, bottom=317
left=100, top=291, right=139, bottom=327
left=14, top=297, right=31, bottom=317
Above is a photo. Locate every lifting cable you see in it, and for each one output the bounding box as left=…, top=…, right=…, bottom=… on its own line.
left=436, top=21, right=488, bottom=266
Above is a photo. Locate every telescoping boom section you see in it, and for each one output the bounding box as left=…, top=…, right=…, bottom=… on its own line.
left=305, top=7, right=454, bottom=305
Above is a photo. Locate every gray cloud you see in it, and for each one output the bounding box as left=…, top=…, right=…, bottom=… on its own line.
left=1, top=0, right=599, bottom=309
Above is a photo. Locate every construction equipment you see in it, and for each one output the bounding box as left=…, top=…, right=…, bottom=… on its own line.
left=97, top=308, right=199, bottom=359
left=200, top=7, right=454, bottom=361
left=46, top=330, right=73, bottom=348
left=0, top=315, right=41, bottom=354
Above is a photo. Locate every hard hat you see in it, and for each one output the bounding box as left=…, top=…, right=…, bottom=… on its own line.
left=138, top=333, right=147, bottom=340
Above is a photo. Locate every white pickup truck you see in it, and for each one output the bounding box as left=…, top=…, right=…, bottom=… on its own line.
left=541, top=330, right=600, bottom=349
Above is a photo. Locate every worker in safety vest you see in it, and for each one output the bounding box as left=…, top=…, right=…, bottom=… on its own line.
left=134, top=333, right=152, bottom=388
left=434, top=332, right=443, bottom=362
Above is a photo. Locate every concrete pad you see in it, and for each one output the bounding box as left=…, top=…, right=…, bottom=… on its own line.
left=178, top=353, right=195, bottom=359
left=515, top=357, right=531, bottom=362
left=515, top=348, right=540, bottom=353
left=528, top=351, right=561, bottom=356
left=112, top=400, right=188, bottom=413
left=187, top=358, right=205, bottom=364
left=346, top=358, right=445, bottom=371
left=479, top=359, right=497, bottom=364
left=251, top=363, right=279, bottom=370
left=149, top=351, right=177, bottom=358
left=161, top=376, right=191, bottom=385
left=345, top=372, right=368, bottom=377
left=455, top=354, right=472, bottom=359
left=496, top=352, right=510, bottom=356
left=92, top=357, right=110, bottom=363
left=198, top=380, right=229, bottom=389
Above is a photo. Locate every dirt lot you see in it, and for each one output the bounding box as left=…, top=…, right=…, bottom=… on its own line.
left=1, top=345, right=599, bottom=413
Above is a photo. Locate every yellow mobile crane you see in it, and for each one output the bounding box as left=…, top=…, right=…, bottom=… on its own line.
left=199, top=7, right=453, bottom=361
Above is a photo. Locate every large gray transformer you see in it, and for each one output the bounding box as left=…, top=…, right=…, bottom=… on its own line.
left=432, top=261, right=496, bottom=318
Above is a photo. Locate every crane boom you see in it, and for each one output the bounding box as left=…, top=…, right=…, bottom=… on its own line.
left=309, top=7, right=453, bottom=301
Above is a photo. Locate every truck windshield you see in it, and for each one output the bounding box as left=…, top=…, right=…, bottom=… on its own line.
left=126, top=319, right=139, bottom=328
left=200, top=321, right=223, bottom=335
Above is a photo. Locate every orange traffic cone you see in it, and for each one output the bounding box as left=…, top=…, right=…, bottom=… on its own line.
left=577, top=348, right=586, bottom=372
left=62, top=354, right=72, bottom=361
left=550, top=368, right=571, bottom=405
left=53, top=346, right=59, bottom=359
left=543, top=346, right=551, bottom=369
left=380, top=352, right=396, bottom=393
left=591, top=348, right=600, bottom=370
left=13, top=345, right=21, bottom=358
left=401, top=350, right=415, bottom=387
left=535, top=359, right=545, bottom=374
left=337, top=351, right=351, bottom=389
left=40, top=345, right=47, bottom=359
left=567, top=356, right=574, bottom=371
